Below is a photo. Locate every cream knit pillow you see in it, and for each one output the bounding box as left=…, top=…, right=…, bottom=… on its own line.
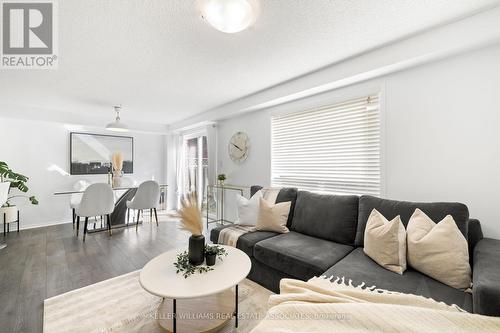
left=255, top=198, right=291, bottom=233
left=364, top=209, right=407, bottom=274
left=407, top=208, right=471, bottom=290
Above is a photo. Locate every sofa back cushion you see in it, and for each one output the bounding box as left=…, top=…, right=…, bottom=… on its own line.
left=291, top=191, right=359, bottom=245
left=250, top=185, right=264, bottom=197
left=250, top=186, right=298, bottom=227
left=355, top=195, right=469, bottom=247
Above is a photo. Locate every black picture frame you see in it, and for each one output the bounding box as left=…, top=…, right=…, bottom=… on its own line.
left=70, top=132, right=134, bottom=175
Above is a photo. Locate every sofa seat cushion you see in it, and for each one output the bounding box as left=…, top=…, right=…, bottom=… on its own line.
left=254, top=231, right=353, bottom=281
left=323, top=248, right=472, bottom=312
left=210, top=224, right=278, bottom=257
left=236, top=231, right=280, bottom=257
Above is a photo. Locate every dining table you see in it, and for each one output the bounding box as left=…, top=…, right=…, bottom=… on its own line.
left=54, top=184, right=168, bottom=233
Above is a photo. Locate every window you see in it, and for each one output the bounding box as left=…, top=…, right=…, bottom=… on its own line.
left=271, top=95, right=381, bottom=196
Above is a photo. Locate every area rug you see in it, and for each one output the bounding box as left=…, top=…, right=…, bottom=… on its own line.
left=43, top=271, right=273, bottom=333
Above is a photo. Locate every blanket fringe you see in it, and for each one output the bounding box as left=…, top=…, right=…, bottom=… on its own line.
left=315, top=275, right=466, bottom=312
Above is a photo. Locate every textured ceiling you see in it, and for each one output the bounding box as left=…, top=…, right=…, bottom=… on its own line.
left=0, top=0, right=498, bottom=126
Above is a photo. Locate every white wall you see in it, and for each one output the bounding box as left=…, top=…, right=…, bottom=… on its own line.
left=0, top=117, right=165, bottom=229
left=216, top=43, right=500, bottom=238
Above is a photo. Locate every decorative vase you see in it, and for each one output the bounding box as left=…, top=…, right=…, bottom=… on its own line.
left=205, top=253, right=216, bottom=266
left=218, top=179, right=225, bottom=186
left=112, top=170, right=123, bottom=188
left=0, top=205, right=18, bottom=223
left=188, top=235, right=205, bottom=266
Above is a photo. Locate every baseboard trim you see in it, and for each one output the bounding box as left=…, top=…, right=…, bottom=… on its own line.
left=17, top=219, right=72, bottom=231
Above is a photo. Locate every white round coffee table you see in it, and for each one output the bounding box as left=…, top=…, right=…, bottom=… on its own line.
left=140, top=245, right=251, bottom=333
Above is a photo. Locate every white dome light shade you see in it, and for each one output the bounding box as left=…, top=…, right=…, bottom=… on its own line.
left=201, top=0, right=257, bottom=33
left=106, top=106, right=129, bottom=132
left=105, top=120, right=129, bottom=132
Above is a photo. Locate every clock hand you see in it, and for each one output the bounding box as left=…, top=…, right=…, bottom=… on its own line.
left=231, top=143, right=243, bottom=152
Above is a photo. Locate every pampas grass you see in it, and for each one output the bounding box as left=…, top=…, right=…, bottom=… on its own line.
left=178, top=192, right=203, bottom=236
left=111, top=152, right=123, bottom=172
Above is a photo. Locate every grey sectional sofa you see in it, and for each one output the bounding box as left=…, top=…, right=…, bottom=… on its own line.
left=210, top=186, right=500, bottom=316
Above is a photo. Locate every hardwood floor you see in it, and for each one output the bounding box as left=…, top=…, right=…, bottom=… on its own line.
left=0, top=212, right=208, bottom=333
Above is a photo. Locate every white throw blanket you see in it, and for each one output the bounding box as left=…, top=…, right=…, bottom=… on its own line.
left=218, top=225, right=255, bottom=247
left=250, top=277, right=500, bottom=333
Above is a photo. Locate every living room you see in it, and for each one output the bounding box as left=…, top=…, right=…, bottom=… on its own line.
left=1, top=1, right=500, bottom=332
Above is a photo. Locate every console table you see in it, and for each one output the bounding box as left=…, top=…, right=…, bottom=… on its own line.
left=205, top=184, right=249, bottom=228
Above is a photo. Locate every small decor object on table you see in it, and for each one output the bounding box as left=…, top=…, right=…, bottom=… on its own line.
left=174, top=245, right=228, bottom=277
left=111, top=152, right=124, bottom=188
left=217, top=173, right=226, bottom=186
left=178, top=192, right=205, bottom=265
left=205, top=244, right=228, bottom=266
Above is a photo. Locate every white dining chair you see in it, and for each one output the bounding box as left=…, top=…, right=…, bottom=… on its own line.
left=126, top=180, right=160, bottom=230
left=75, top=183, right=114, bottom=242
left=70, top=180, right=90, bottom=230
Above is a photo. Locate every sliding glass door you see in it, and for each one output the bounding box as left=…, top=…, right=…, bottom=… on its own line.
left=182, top=134, right=208, bottom=210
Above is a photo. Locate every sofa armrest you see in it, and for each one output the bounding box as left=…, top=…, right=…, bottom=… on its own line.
left=473, top=238, right=500, bottom=316
left=468, top=219, right=483, bottom=267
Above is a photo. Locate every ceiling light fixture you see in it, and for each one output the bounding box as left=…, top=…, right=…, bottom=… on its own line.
left=200, top=0, right=258, bottom=33
left=105, top=105, right=129, bottom=132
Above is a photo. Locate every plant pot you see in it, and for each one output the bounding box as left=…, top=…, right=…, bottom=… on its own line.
left=0, top=205, right=18, bottom=223
left=205, top=253, right=216, bottom=266
left=188, top=235, right=205, bottom=266
left=218, top=180, right=225, bottom=186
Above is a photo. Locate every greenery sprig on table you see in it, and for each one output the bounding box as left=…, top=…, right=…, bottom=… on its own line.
left=174, top=245, right=228, bottom=278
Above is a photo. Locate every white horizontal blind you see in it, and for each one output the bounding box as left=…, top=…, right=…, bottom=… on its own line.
left=271, top=95, right=381, bottom=196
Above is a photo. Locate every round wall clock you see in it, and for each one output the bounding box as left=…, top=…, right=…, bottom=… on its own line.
left=228, top=131, right=249, bottom=163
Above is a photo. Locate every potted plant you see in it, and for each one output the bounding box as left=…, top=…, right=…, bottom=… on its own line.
left=217, top=174, right=226, bottom=186
left=0, top=161, right=38, bottom=224
left=204, top=245, right=227, bottom=266
left=205, top=245, right=217, bottom=266
left=178, top=192, right=204, bottom=266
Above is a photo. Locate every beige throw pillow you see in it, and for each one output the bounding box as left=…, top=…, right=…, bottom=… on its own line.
left=261, top=187, right=281, bottom=204
left=407, top=208, right=471, bottom=290
left=255, top=198, right=290, bottom=233
left=364, top=209, right=407, bottom=274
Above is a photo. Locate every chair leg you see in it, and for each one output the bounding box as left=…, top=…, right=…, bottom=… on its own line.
left=127, top=208, right=130, bottom=224
left=107, top=214, right=112, bottom=236
left=76, top=216, right=80, bottom=236
left=154, top=208, right=158, bottom=227
left=17, top=210, right=19, bottom=232
left=72, top=208, right=75, bottom=229
left=83, top=217, right=88, bottom=242
left=135, top=209, right=144, bottom=230
left=150, top=209, right=152, bottom=223
left=136, top=210, right=140, bottom=231
left=3, top=213, right=5, bottom=237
